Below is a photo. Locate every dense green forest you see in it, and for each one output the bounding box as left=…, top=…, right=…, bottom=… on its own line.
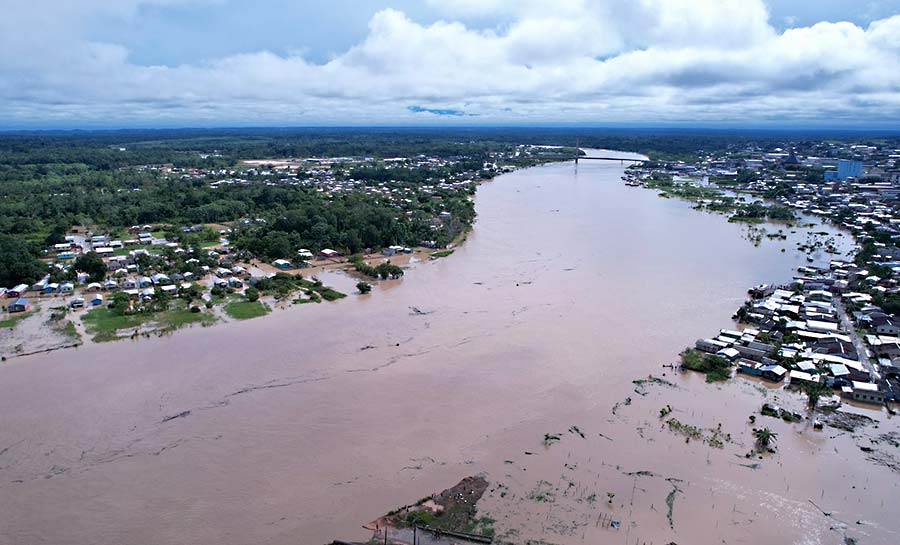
left=0, top=129, right=565, bottom=237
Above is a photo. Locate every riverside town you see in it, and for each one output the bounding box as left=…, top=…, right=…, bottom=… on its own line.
left=5, top=2, right=900, bottom=545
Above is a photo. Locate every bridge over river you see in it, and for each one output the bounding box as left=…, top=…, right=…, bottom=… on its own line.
left=575, top=154, right=643, bottom=164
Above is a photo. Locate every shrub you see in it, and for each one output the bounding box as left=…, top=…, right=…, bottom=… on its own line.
left=245, top=287, right=260, bottom=302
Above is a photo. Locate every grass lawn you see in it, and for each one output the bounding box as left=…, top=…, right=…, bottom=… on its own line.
left=0, top=310, right=35, bottom=329
left=82, top=301, right=216, bottom=342
left=224, top=300, right=270, bottom=320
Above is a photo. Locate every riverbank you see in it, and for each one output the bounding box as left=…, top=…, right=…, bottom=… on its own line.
left=0, top=158, right=519, bottom=359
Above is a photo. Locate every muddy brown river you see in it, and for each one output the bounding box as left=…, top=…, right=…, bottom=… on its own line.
left=1, top=151, right=897, bottom=545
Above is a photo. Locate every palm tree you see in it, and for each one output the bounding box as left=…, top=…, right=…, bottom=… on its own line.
left=754, top=427, right=777, bottom=450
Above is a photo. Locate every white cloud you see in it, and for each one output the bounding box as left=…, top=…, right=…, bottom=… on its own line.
left=0, top=0, right=899, bottom=126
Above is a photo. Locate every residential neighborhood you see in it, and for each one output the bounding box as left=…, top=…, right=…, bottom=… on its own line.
left=633, top=139, right=900, bottom=413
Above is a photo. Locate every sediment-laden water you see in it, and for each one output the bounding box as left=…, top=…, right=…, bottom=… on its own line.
left=1, top=151, right=895, bottom=545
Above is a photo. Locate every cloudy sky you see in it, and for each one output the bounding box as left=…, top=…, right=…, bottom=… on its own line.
left=2, top=0, right=900, bottom=128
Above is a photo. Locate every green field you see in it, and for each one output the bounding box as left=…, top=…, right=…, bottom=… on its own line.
left=223, top=300, right=270, bottom=320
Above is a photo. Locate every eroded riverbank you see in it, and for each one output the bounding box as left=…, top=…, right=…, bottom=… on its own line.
left=1, top=151, right=896, bottom=545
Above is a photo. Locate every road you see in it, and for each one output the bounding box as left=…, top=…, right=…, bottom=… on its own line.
left=835, top=296, right=880, bottom=380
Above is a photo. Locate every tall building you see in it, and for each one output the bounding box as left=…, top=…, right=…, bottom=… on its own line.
left=824, top=159, right=863, bottom=181
left=837, top=159, right=863, bottom=179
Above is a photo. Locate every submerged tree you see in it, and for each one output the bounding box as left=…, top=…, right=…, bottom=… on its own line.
left=753, top=428, right=778, bottom=450
left=800, top=381, right=831, bottom=412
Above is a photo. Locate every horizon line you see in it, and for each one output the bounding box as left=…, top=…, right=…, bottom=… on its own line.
left=3, top=124, right=900, bottom=135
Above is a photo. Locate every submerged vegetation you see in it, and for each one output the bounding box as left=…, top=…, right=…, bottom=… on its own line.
left=753, top=427, right=778, bottom=450
left=82, top=300, right=216, bottom=342
left=680, top=349, right=732, bottom=382
left=348, top=255, right=404, bottom=279
left=223, top=299, right=270, bottom=320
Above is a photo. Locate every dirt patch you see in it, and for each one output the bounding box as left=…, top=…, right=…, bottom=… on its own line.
left=633, top=374, right=678, bottom=396
left=857, top=432, right=900, bottom=474
left=821, top=410, right=878, bottom=433
left=0, top=304, right=82, bottom=359
left=365, top=476, right=493, bottom=540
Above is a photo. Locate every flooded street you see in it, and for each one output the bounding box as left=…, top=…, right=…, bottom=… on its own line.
left=1, top=151, right=896, bottom=545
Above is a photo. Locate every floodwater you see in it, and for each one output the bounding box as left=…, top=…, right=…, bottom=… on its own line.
left=1, top=151, right=896, bottom=545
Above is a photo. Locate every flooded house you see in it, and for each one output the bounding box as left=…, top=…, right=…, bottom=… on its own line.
left=7, top=284, right=29, bottom=298
left=844, top=381, right=886, bottom=404
left=737, top=360, right=787, bottom=382
left=696, top=338, right=730, bottom=353
left=789, top=370, right=822, bottom=387
left=31, top=276, right=49, bottom=293
left=7, top=297, right=30, bottom=313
